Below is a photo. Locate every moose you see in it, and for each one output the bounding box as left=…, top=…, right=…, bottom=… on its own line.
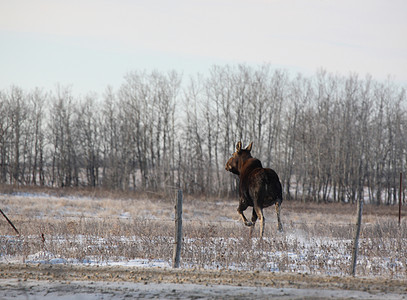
left=225, top=141, right=283, bottom=238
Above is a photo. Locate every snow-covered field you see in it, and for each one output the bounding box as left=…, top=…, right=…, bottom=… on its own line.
left=1, top=191, right=406, bottom=279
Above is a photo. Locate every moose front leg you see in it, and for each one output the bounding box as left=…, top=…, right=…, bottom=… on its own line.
left=237, top=202, right=253, bottom=227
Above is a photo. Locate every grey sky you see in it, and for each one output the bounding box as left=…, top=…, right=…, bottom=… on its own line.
left=1, top=0, right=406, bottom=96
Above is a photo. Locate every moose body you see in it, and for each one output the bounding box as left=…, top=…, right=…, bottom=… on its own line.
left=225, top=141, right=283, bottom=238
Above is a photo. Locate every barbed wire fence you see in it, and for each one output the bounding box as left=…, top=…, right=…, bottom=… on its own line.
left=1, top=188, right=406, bottom=277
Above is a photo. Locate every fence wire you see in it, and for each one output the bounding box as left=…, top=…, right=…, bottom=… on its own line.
left=2, top=211, right=380, bottom=227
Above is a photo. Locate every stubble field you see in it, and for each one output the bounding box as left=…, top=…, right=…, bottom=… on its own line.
left=0, top=187, right=406, bottom=298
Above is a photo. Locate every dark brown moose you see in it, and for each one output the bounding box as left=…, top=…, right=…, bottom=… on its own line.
left=225, top=141, right=283, bottom=238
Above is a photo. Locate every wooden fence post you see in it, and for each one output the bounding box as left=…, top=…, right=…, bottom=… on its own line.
left=172, top=189, right=183, bottom=268
left=350, top=197, right=363, bottom=276
left=399, top=172, right=402, bottom=226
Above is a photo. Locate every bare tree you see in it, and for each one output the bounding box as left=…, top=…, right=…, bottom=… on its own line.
left=48, top=86, right=79, bottom=187
left=27, top=88, right=47, bottom=185
left=0, top=65, right=405, bottom=203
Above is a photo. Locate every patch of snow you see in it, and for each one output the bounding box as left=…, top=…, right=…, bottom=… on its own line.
left=119, top=212, right=131, bottom=219
left=108, top=258, right=170, bottom=268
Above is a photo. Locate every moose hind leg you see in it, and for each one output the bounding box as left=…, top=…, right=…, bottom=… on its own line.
left=251, top=207, right=258, bottom=224
left=254, top=206, right=264, bottom=239
left=276, top=202, right=283, bottom=232
left=249, top=208, right=258, bottom=238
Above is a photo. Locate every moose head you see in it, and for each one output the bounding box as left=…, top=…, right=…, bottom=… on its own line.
left=225, top=141, right=253, bottom=175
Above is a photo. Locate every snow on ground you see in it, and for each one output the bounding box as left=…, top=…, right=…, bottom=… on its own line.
left=2, top=233, right=405, bottom=280
left=1, top=191, right=406, bottom=279
left=22, top=252, right=171, bottom=268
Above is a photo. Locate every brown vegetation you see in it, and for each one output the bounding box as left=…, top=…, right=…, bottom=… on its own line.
left=1, top=190, right=406, bottom=279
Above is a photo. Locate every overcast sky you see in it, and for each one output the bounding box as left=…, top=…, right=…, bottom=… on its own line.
left=1, top=0, right=406, bottom=96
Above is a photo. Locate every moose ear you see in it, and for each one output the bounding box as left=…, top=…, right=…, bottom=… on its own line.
left=236, top=141, right=242, bottom=152
left=246, top=142, right=253, bottom=152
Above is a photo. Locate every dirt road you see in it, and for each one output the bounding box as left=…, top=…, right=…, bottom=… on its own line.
left=1, top=264, right=406, bottom=299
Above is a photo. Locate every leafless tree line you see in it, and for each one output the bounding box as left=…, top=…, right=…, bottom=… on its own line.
left=0, top=65, right=405, bottom=204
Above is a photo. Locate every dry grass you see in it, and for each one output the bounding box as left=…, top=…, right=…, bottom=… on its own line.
left=1, top=189, right=406, bottom=279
